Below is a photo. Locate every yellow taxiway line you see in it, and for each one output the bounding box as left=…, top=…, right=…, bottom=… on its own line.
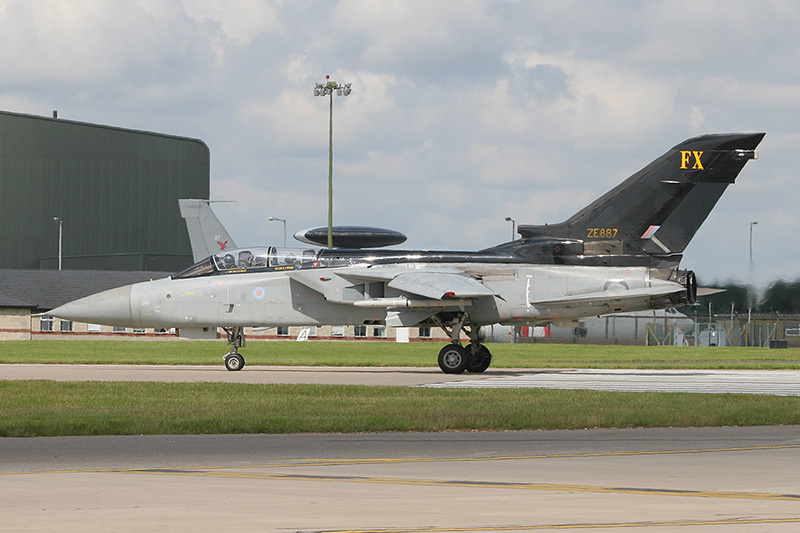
left=5, top=444, right=800, bottom=503
left=308, top=517, right=800, bottom=532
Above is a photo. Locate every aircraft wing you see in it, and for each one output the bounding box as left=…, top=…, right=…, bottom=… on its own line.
left=531, top=283, right=684, bottom=308
left=387, top=271, right=496, bottom=300
left=290, top=268, right=494, bottom=328
left=292, top=268, right=495, bottom=302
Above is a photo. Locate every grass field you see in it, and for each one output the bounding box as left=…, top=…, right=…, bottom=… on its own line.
left=2, top=380, right=799, bottom=437
left=2, top=339, right=800, bottom=368
left=1, top=340, right=799, bottom=437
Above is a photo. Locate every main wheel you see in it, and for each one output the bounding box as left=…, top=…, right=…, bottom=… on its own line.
left=466, top=344, right=492, bottom=373
left=438, top=344, right=469, bottom=374
left=224, top=353, right=245, bottom=371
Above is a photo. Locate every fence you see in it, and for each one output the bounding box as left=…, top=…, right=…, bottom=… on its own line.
left=645, top=313, right=800, bottom=348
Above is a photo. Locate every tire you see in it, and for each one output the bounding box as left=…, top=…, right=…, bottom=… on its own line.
left=466, top=344, right=492, bottom=373
left=438, top=344, right=468, bottom=374
left=224, top=353, right=245, bottom=371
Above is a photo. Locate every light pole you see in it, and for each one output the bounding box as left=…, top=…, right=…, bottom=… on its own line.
left=505, top=217, right=516, bottom=241
left=53, top=217, right=62, bottom=270
left=748, top=220, right=758, bottom=347
left=268, top=217, right=287, bottom=246
left=314, top=76, right=352, bottom=249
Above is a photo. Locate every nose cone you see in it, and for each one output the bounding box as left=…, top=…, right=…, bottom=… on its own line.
left=49, top=285, right=135, bottom=327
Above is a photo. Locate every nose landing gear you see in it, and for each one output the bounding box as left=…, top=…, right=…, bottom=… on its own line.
left=222, top=326, right=246, bottom=371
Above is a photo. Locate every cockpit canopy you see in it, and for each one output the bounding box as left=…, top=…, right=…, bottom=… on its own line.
left=173, top=247, right=319, bottom=279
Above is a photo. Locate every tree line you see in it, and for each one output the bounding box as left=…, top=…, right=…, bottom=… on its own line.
left=682, top=278, right=800, bottom=316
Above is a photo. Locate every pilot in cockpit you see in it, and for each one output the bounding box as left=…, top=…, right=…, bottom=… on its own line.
left=238, top=250, right=253, bottom=268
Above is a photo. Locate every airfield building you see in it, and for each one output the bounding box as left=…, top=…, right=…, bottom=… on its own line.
left=0, top=110, right=209, bottom=272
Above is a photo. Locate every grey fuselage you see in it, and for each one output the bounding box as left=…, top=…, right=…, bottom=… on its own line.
left=62, top=244, right=687, bottom=331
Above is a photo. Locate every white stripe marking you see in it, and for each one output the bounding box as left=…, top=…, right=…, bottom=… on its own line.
left=424, top=369, right=800, bottom=396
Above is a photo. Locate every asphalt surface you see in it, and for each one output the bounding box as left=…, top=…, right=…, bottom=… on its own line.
left=3, top=364, right=800, bottom=396
left=2, top=427, right=800, bottom=532
left=2, top=365, right=800, bottom=531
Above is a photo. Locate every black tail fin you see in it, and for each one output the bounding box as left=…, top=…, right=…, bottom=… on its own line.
left=517, top=133, right=764, bottom=258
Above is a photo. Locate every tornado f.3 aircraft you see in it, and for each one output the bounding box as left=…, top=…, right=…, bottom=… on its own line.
left=51, top=133, right=764, bottom=373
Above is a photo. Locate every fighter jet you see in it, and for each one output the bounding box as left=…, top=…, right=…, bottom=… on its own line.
left=50, top=133, right=764, bottom=373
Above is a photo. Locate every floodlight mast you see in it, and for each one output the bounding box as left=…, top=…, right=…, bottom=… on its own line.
left=314, top=76, right=352, bottom=248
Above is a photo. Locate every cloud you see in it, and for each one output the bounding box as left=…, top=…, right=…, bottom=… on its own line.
left=689, top=105, right=706, bottom=129
left=0, top=0, right=797, bottom=284
left=501, top=50, right=678, bottom=143
left=0, top=1, right=210, bottom=85
left=181, top=0, right=283, bottom=49
left=763, top=208, right=799, bottom=228
left=330, top=0, right=506, bottom=80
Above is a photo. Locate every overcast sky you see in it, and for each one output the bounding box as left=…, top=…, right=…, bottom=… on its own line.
left=1, top=0, right=797, bottom=288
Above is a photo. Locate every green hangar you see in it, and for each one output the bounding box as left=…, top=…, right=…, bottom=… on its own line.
left=0, top=110, right=209, bottom=272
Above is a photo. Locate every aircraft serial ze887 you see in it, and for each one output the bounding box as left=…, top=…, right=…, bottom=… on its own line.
left=51, top=133, right=764, bottom=373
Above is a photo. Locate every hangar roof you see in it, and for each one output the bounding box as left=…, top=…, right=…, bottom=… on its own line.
left=0, top=270, right=170, bottom=311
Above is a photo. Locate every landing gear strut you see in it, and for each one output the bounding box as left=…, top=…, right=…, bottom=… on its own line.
left=222, top=326, right=245, bottom=371
left=433, top=314, right=492, bottom=374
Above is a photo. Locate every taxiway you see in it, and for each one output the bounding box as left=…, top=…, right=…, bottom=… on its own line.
left=3, top=364, right=800, bottom=530
left=2, top=427, right=800, bottom=532
left=2, top=364, right=800, bottom=396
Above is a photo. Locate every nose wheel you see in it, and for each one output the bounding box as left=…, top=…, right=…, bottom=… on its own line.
left=222, top=327, right=246, bottom=371
left=224, top=353, right=245, bottom=371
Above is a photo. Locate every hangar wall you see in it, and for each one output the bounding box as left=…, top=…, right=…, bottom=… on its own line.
left=0, top=110, right=209, bottom=271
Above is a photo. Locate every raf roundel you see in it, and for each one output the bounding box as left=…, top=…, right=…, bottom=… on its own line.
left=253, top=287, right=266, bottom=300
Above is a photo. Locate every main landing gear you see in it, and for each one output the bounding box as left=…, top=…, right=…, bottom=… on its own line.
left=433, top=314, right=492, bottom=374
left=220, top=318, right=493, bottom=374
left=222, top=326, right=246, bottom=371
